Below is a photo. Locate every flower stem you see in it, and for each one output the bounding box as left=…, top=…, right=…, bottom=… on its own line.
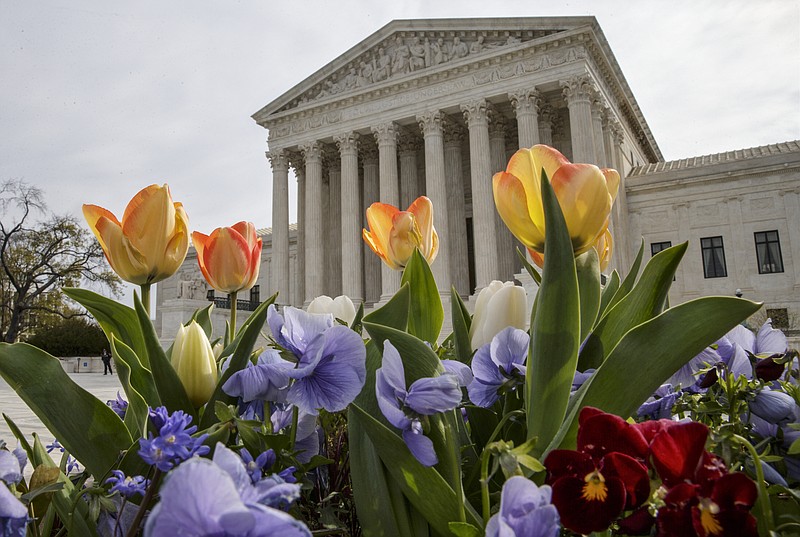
left=140, top=283, right=151, bottom=316
left=125, top=469, right=163, bottom=537
left=732, top=434, right=774, bottom=534
left=445, top=412, right=466, bottom=524
left=228, top=291, right=238, bottom=347
left=480, top=447, right=492, bottom=525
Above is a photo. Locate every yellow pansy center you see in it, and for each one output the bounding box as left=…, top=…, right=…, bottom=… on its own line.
left=582, top=469, right=608, bottom=502
left=698, top=498, right=722, bottom=535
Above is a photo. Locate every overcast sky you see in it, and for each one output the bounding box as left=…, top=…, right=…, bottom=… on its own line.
left=2, top=0, right=799, bottom=303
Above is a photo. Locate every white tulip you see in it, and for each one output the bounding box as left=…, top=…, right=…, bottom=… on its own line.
left=307, top=295, right=357, bottom=325
left=469, top=281, right=528, bottom=351
left=171, top=321, right=218, bottom=407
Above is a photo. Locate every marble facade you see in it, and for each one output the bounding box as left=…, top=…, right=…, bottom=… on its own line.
left=154, top=17, right=800, bottom=345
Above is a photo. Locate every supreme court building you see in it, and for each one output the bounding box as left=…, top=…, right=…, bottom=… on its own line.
left=155, top=17, right=800, bottom=343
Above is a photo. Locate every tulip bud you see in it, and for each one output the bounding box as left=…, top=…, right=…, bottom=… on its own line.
left=469, top=281, right=528, bottom=351
left=363, top=196, right=438, bottom=270
left=307, top=295, right=357, bottom=325
left=192, top=222, right=262, bottom=294
left=171, top=321, right=218, bottom=407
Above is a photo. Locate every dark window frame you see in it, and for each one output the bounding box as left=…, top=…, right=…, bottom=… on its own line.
left=754, top=230, right=784, bottom=274
left=701, top=236, right=727, bottom=278
left=650, top=241, right=672, bottom=256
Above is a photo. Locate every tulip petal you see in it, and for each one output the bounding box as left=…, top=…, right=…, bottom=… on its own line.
left=156, top=203, right=189, bottom=282
left=202, top=227, right=252, bottom=293
left=387, top=211, right=419, bottom=268
left=407, top=196, right=436, bottom=261
left=602, top=168, right=620, bottom=203
left=94, top=214, right=149, bottom=284
left=551, top=164, right=612, bottom=254
left=365, top=203, right=398, bottom=257
left=493, top=172, right=545, bottom=250
left=121, top=185, right=176, bottom=268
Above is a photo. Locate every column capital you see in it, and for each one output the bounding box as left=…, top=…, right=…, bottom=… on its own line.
left=488, top=108, right=507, bottom=138
left=372, top=122, right=399, bottom=147
left=300, top=141, right=322, bottom=163
left=416, top=110, right=444, bottom=137
left=561, top=74, right=597, bottom=104
left=266, top=147, right=289, bottom=170
left=610, top=119, right=625, bottom=145
left=323, top=145, right=341, bottom=170
left=591, top=97, right=608, bottom=120
left=334, top=131, right=360, bottom=155
left=443, top=117, right=466, bottom=146
left=508, top=87, right=541, bottom=115
left=539, top=103, right=556, bottom=125
left=397, top=128, right=422, bottom=154
left=461, top=99, right=489, bottom=125
left=287, top=150, right=304, bottom=174
left=360, top=140, right=379, bottom=163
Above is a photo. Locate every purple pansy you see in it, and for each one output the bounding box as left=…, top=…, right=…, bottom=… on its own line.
left=268, top=305, right=367, bottom=415
left=0, top=484, right=28, bottom=537
left=271, top=406, right=320, bottom=464
left=105, top=470, right=149, bottom=498
left=485, top=476, right=560, bottom=537
left=376, top=341, right=462, bottom=467
left=750, top=389, right=799, bottom=425
left=239, top=448, right=276, bottom=484
left=637, top=384, right=679, bottom=420
left=572, top=369, right=596, bottom=392
left=0, top=450, right=22, bottom=485
left=467, top=327, right=529, bottom=408
left=138, top=407, right=209, bottom=472
left=223, top=349, right=293, bottom=404
left=144, top=444, right=309, bottom=537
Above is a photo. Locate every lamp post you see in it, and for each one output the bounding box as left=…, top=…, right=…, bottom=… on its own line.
left=735, top=288, right=743, bottom=298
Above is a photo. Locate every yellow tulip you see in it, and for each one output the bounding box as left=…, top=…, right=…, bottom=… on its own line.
left=192, top=222, right=262, bottom=294
left=83, top=184, right=189, bottom=285
left=362, top=196, right=438, bottom=270
left=171, top=321, right=218, bottom=408
left=493, top=145, right=619, bottom=256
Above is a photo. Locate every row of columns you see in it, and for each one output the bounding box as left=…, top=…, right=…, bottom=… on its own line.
left=268, top=73, right=620, bottom=306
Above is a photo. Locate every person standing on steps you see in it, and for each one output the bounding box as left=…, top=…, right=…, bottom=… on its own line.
left=101, top=348, right=113, bottom=376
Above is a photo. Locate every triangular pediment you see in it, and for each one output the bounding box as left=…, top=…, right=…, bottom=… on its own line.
left=252, top=17, right=595, bottom=123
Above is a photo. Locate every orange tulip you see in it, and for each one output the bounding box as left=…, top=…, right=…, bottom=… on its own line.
left=192, top=222, right=262, bottom=294
left=83, top=184, right=189, bottom=285
left=493, top=145, right=619, bottom=256
left=362, top=196, right=438, bottom=270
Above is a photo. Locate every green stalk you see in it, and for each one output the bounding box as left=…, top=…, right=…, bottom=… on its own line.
left=289, top=405, right=299, bottom=448
left=125, top=469, right=163, bottom=537
left=732, top=434, right=774, bottom=534
left=444, top=414, right=466, bottom=524
left=140, top=283, right=151, bottom=316
left=480, top=448, right=492, bottom=524
left=228, top=291, right=238, bottom=347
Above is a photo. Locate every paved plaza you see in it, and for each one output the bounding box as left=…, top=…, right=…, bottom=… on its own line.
left=0, top=371, right=123, bottom=470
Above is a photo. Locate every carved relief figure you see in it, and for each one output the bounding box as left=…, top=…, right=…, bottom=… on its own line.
left=373, top=47, right=391, bottom=82
left=357, top=61, right=373, bottom=87
left=431, top=37, right=448, bottom=65
left=469, top=35, right=485, bottom=55
left=342, top=67, right=358, bottom=91
left=451, top=36, right=468, bottom=59
left=409, top=37, right=426, bottom=71
left=391, top=36, right=410, bottom=75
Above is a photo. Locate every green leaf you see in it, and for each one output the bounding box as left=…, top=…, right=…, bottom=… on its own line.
left=579, top=242, right=686, bottom=370
left=348, top=408, right=413, bottom=537
left=0, top=343, right=132, bottom=478
left=3, top=414, right=33, bottom=462
left=350, top=300, right=365, bottom=334
left=199, top=296, right=273, bottom=430
left=449, top=522, right=482, bottom=537
left=31, top=434, right=98, bottom=537
left=516, top=247, right=542, bottom=285
left=450, top=287, right=473, bottom=364
left=605, top=239, right=644, bottom=314
left=63, top=287, right=148, bottom=366
left=401, top=249, right=444, bottom=344
left=350, top=406, right=482, bottom=534
left=133, top=294, right=195, bottom=419
left=363, top=322, right=444, bottom=384
left=597, top=270, right=620, bottom=323
left=553, top=296, right=762, bottom=452
left=526, top=170, right=580, bottom=455
left=191, top=303, right=216, bottom=339
left=363, top=283, right=410, bottom=331
left=788, top=437, right=800, bottom=455
left=109, top=336, right=151, bottom=438
left=576, top=249, right=601, bottom=344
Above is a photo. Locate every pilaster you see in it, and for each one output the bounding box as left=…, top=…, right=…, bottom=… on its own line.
left=443, top=119, right=470, bottom=296
left=335, top=131, right=364, bottom=303
left=591, top=97, right=608, bottom=167
left=488, top=108, right=517, bottom=280
left=538, top=104, right=555, bottom=147
left=360, top=142, right=382, bottom=304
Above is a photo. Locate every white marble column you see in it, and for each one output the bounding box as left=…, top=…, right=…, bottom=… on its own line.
left=335, top=131, right=364, bottom=304
left=488, top=109, right=516, bottom=281
left=443, top=119, right=470, bottom=296
left=509, top=88, right=541, bottom=149
left=417, top=110, right=451, bottom=292
left=361, top=142, right=382, bottom=304
left=301, top=141, right=323, bottom=304
left=538, top=104, right=555, bottom=147
left=326, top=150, right=342, bottom=296
left=562, top=74, right=597, bottom=163
left=591, top=97, right=608, bottom=167
left=290, top=151, right=306, bottom=306
left=606, top=120, right=631, bottom=273
left=398, top=129, right=420, bottom=209
left=462, top=99, right=499, bottom=292
left=267, top=148, right=290, bottom=305
left=372, top=122, right=401, bottom=300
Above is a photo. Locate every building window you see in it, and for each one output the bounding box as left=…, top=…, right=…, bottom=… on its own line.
left=754, top=231, right=784, bottom=274
left=650, top=241, right=672, bottom=256
left=701, top=236, right=727, bottom=278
